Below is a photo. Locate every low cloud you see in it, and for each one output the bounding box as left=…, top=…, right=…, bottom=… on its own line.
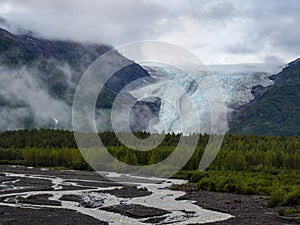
left=0, top=66, right=72, bottom=130
left=0, top=0, right=299, bottom=64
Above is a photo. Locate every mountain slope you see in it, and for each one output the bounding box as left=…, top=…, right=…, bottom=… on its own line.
left=229, top=58, right=300, bottom=136
left=0, top=29, right=37, bottom=66
left=0, top=28, right=154, bottom=131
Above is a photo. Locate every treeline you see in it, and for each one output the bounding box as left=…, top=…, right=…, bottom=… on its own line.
left=0, top=129, right=77, bottom=149
left=0, top=129, right=299, bottom=171
left=0, top=129, right=184, bottom=149
left=211, top=135, right=300, bottom=171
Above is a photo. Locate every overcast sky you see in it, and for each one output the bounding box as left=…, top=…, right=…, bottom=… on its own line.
left=0, top=0, right=299, bottom=64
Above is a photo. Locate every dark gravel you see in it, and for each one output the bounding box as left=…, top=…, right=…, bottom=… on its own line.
left=64, top=179, right=123, bottom=188
left=101, top=204, right=171, bottom=219
left=0, top=165, right=109, bottom=182
left=0, top=177, right=53, bottom=195
left=60, top=194, right=82, bottom=203
left=16, top=194, right=61, bottom=206
left=103, top=186, right=152, bottom=198
left=177, top=189, right=299, bottom=225
left=0, top=205, right=108, bottom=225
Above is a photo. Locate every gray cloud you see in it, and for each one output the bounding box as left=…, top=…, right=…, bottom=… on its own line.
left=0, top=0, right=299, bottom=64
left=0, top=0, right=167, bottom=44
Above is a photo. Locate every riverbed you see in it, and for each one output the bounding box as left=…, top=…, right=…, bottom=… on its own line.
left=0, top=165, right=232, bottom=225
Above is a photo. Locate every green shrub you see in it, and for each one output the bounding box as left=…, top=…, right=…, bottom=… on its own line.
left=190, top=171, right=208, bottom=183
left=268, top=187, right=288, bottom=207
left=283, top=189, right=300, bottom=206
left=196, top=177, right=211, bottom=190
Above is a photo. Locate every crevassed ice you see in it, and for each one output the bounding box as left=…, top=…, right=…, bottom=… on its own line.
left=130, top=63, right=274, bottom=134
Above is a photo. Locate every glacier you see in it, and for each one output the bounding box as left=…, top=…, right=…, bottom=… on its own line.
left=128, top=63, right=277, bottom=135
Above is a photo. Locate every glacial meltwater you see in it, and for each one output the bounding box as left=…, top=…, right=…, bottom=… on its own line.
left=0, top=166, right=233, bottom=224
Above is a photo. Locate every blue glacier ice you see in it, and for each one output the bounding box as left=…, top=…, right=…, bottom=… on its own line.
left=129, top=63, right=277, bottom=134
